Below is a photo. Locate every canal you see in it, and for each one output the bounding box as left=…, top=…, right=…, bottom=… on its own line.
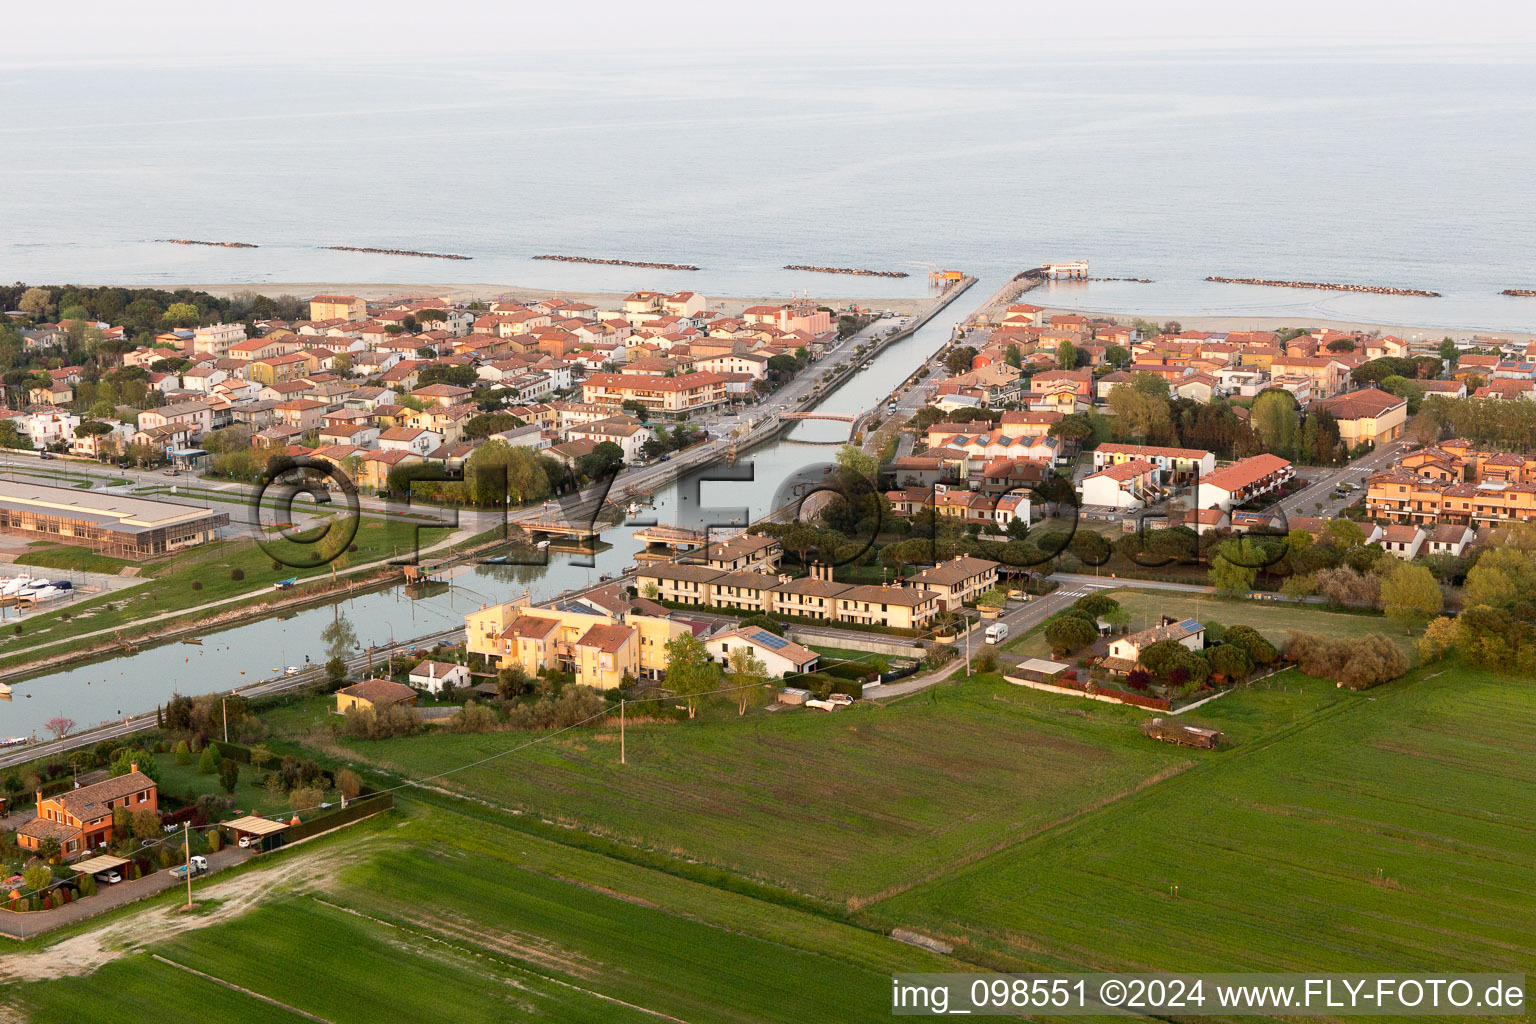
left=0, top=274, right=998, bottom=739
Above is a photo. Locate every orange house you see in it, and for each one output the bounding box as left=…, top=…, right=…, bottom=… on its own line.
left=17, top=766, right=158, bottom=859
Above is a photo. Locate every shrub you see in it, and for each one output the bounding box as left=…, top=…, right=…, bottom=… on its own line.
left=335, top=768, right=363, bottom=800
left=230, top=567, right=245, bottom=581
left=191, top=579, right=203, bottom=591
left=1284, top=630, right=1408, bottom=689
left=197, top=746, right=219, bottom=774
left=174, top=740, right=191, bottom=765
left=77, top=872, right=97, bottom=897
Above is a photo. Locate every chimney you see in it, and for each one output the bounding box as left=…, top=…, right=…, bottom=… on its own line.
left=129, top=761, right=139, bottom=775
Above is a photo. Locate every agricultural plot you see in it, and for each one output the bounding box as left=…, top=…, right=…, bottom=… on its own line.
left=335, top=675, right=1188, bottom=902
left=869, top=662, right=1536, bottom=975
left=5, top=806, right=957, bottom=1023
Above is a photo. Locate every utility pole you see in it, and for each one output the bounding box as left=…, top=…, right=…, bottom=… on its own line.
left=620, top=699, right=626, bottom=765
left=221, top=697, right=228, bottom=743
left=182, top=822, right=192, bottom=909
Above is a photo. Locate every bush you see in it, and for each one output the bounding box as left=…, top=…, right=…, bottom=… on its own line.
left=191, top=577, right=203, bottom=591
left=335, top=768, right=363, bottom=800
left=197, top=746, right=219, bottom=774
left=445, top=702, right=498, bottom=733
left=738, top=614, right=784, bottom=636
left=174, top=739, right=191, bottom=765
left=77, top=872, right=97, bottom=897
left=502, top=687, right=607, bottom=731
left=230, top=567, right=245, bottom=581
left=1284, top=631, right=1408, bottom=689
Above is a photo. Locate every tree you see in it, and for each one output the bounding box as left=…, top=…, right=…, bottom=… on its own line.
left=1438, top=337, right=1459, bottom=368
left=1056, top=340, right=1078, bottom=370
left=663, top=632, right=720, bottom=717
left=739, top=614, right=784, bottom=636
left=1004, top=343, right=1022, bottom=368
left=18, top=287, right=51, bottom=318
left=289, top=786, right=324, bottom=813
left=496, top=663, right=532, bottom=699
left=217, top=757, right=240, bottom=794
left=944, top=346, right=977, bottom=376
left=1103, top=344, right=1130, bottom=368
left=20, top=864, right=51, bottom=894
left=1416, top=616, right=1458, bottom=664
left=1464, top=547, right=1535, bottom=609
left=1380, top=562, right=1443, bottom=630
left=835, top=444, right=878, bottom=482
left=1207, top=643, right=1252, bottom=681
left=321, top=612, right=357, bottom=663
left=130, top=808, right=161, bottom=841
left=44, top=716, right=76, bottom=741
left=174, top=739, right=192, bottom=765
left=198, top=746, right=219, bottom=774
left=1208, top=539, right=1260, bottom=596
left=726, top=646, right=770, bottom=715
left=335, top=768, right=363, bottom=800
left=1043, top=614, right=1097, bottom=655
left=1250, top=389, right=1300, bottom=457
left=576, top=440, right=625, bottom=481
left=109, top=747, right=158, bottom=782
left=163, top=302, right=200, bottom=327
left=1138, top=638, right=1188, bottom=678
left=326, top=656, right=348, bottom=685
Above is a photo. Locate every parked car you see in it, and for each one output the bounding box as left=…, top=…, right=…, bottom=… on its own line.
left=37, top=451, right=52, bottom=460
left=168, top=855, right=208, bottom=880
left=98, top=870, right=122, bottom=885
left=238, top=835, right=255, bottom=848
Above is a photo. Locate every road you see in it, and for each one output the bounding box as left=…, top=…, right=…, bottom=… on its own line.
left=1267, top=437, right=1407, bottom=520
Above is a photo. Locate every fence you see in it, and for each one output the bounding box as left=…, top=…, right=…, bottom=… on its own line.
left=279, top=792, right=394, bottom=845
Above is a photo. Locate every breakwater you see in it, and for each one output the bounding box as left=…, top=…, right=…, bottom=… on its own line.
left=783, top=264, right=909, bottom=278
left=534, top=254, right=699, bottom=271
left=326, top=246, right=471, bottom=260
left=1205, top=275, right=1440, bottom=297
left=1089, top=276, right=1152, bottom=283
left=163, top=239, right=258, bottom=248
left=1502, top=289, right=1536, bottom=297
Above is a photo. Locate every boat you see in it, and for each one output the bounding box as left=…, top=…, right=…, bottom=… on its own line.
left=284, top=666, right=300, bottom=676
left=0, top=736, right=31, bottom=748
left=0, top=684, right=11, bottom=702
left=181, top=638, right=203, bottom=646
left=0, top=576, right=32, bottom=596
left=626, top=501, right=642, bottom=517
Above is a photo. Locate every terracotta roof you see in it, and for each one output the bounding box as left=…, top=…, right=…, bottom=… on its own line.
left=1313, top=386, right=1406, bottom=420
left=52, top=770, right=155, bottom=823
left=338, top=679, right=417, bottom=705
left=576, top=623, right=635, bottom=654
left=906, top=556, right=999, bottom=588
left=1203, top=454, right=1292, bottom=493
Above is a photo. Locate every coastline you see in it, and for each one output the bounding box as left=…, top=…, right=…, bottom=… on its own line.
left=175, top=282, right=932, bottom=318
left=1039, top=306, right=1535, bottom=342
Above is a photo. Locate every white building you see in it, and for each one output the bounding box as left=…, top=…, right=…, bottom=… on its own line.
left=408, top=660, right=472, bottom=694
left=1079, top=459, right=1160, bottom=511
left=192, top=322, right=247, bottom=357
left=703, top=627, right=820, bottom=679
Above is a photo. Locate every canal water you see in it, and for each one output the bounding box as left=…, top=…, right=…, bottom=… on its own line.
left=0, top=276, right=994, bottom=739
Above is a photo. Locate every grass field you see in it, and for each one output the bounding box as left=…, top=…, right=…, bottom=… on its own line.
left=868, top=661, right=1536, bottom=974
left=322, top=674, right=1189, bottom=903
left=7, top=659, right=1534, bottom=1021
left=153, top=756, right=336, bottom=817
left=11, top=544, right=135, bottom=575
left=1008, top=587, right=1410, bottom=658
left=4, top=805, right=957, bottom=1023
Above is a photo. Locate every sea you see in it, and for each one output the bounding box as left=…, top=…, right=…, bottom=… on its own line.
left=4, top=44, right=1536, bottom=331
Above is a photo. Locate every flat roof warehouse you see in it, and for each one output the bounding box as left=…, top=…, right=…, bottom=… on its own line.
left=0, top=481, right=228, bottom=557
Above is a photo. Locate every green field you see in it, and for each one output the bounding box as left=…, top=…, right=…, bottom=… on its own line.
left=8, top=655, right=1534, bottom=1021
left=323, top=674, right=1188, bottom=903
left=153, top=755, right=338, bottom=818
left=1008, top=587, right=1410, bottom=658
left=4, top=805, right=956, bottom=1023
left=868, top=661, right=1536, bottom=974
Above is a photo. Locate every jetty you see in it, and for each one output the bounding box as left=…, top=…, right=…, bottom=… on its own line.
left=325, top=246, right=471, bottom=260
left=783, top=264, right=909, bottom=278
left=1206, top=275, right=1440, bottom=297
left=533, top=254, right=699, bottom=271
left=1501, top=289, right=1536, bottom=297
left=162, top=239, right=258, bottom=248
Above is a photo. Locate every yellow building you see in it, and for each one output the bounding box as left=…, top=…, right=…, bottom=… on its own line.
left=833, top=584, right=940, bottom=629
left=335, top=679, right=418, bottom=714
left=1312, top=387, right=1407, bottom=446
left=310, top=294, right=365, bottom=321
left=574, top=623, right=638, bottom=689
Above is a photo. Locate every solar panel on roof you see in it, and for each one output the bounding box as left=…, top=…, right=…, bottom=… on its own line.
left=1179, top=618, right=1202, bottom=632
left=752, top=631, right=790, bottom=650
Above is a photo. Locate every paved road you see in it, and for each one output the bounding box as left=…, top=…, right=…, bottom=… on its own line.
left=1268, top=437, right=1407, bottom=520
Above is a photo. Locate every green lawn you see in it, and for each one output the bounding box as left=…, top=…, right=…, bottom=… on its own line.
left=154, top=753, right=335, bottom=818
left=869, top=661, right=1536, bottom=974
left=12, top=544, right=135, bottom=575
left=322, top=674, right=1189, bottom=902
left=806, top=643, right=914, bottom=665
left=1007, top=587, right=1410, bottom=657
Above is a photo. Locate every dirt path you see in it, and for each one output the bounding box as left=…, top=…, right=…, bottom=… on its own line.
left=0, top=839, right=374, bottom=983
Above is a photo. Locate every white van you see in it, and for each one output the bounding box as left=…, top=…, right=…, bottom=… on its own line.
left=984, top=623, right=1009, bottom=645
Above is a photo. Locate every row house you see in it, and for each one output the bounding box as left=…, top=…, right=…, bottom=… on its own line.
left=1079, top=458, right=1161, bottom=511
left=635, top=564, right=944, bottom=630
left=1196, top=454, right=1295, bottom=511
left=581, top=371, right=729, bottom=416
left=1091, top=443, right=1215, bottom=483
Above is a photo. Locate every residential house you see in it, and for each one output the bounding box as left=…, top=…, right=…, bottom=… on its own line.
left=704, top=626, right=820, bottom=679
left=16, top=766, right=158, bottom=859
left=335, top=679, right=419, bottom=714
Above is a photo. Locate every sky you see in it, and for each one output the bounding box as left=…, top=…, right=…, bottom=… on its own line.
left=13, top=0, right=1536, bottom=65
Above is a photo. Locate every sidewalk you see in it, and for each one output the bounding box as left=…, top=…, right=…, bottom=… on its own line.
left=0, top=845, right=254, bottom=939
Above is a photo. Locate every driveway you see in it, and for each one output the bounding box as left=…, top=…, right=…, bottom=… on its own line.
left=0, top=844, right=255, bottom=938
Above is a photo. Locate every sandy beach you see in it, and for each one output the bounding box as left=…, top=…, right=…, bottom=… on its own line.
left=1040, top=306, right=1535, bottom=343
left=180, top=282, right=931, bottom=319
